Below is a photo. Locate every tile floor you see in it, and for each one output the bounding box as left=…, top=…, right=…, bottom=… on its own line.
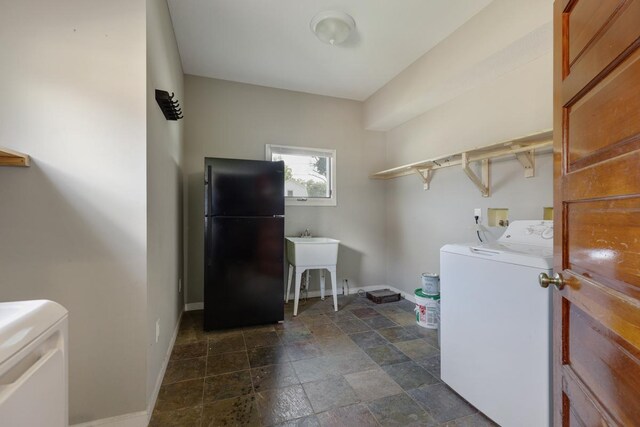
left=150, top=295, right=497, bottom=427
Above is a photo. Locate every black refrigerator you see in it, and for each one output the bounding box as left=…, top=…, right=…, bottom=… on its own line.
left=204, top=157, right=285, bottom=330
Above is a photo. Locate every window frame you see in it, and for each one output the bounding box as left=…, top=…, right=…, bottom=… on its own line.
left=265, top=144, right=337, bottom=207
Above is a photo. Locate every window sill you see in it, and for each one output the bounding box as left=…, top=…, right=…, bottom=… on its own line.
left=285, top=198, right=337, bottom=207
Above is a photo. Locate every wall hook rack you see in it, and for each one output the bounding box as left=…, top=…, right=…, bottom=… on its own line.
left=155, top=89, right=183, bottom=121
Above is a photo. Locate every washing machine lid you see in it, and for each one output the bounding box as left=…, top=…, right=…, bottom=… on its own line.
left=441, top=242, right=553, bottom=269
left=0, top=300, right=68, bottom=364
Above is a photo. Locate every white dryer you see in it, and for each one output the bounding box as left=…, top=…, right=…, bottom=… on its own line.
left=0, top=300, right=68, bottom=427
left=440, top=220, right=553, bottom=427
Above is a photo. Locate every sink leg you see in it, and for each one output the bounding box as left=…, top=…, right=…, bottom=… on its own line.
left=293, top=269, right=303, bottom=316
left=320, top=269, right=325, bottom=300
left=328, top=267, right=338, bottom=312
left=286, top=264, right=294, bottom=303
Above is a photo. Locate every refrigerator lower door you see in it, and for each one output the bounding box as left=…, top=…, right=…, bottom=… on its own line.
left=204, top=216, right=284, bottom=329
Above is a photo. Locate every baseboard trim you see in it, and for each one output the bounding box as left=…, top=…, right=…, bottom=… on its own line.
left=184, top=285, right=417, bottom=313
left=71, top=411, right=148, bottom=427
left=184, top=302, right=203, bottom=311
left=146, top=309, right=183, bottom=422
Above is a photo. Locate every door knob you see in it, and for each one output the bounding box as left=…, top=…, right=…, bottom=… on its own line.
left=538, top=272, right=565, bottom=290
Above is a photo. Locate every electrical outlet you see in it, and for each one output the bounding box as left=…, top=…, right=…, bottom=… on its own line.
left=155, top=319, right=160, bottom=343
left=178, top=278, right=182, bottom=293
left=474, top=208, right=482, bottom=219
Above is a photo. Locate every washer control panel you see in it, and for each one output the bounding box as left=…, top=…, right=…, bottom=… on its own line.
left=498, top=220, right=554, bottom=247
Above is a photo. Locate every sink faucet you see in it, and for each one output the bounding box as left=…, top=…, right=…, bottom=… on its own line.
left=300, top=228, right=312, bottom=238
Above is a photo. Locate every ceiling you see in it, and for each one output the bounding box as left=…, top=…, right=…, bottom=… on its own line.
left=166, top=0, right=493, bottom=101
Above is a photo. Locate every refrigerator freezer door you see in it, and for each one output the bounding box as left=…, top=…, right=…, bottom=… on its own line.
left=204, top=216, right=284, bottom=329
left=205, top=158, right=284, bottom=217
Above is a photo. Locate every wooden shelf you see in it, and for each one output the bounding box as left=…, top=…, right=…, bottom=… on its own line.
left=0, top=147, right=30, bottom=167
left=370, top=130, right=552, bottom=196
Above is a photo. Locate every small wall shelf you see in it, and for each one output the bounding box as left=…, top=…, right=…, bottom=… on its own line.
left=0, top=147, right=30, bottom=167
left=370, top=130, right=552, bottom=197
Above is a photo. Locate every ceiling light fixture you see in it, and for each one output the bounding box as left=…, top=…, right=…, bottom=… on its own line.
left=310, top=11, right=356, bottom=46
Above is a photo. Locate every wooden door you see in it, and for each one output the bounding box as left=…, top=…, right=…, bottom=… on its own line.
left=553, top=0, right=640, bottom=425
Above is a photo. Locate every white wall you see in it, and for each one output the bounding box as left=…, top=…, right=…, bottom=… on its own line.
left=385, top=154, right=553, bottom=293
left=0, top=0, right=148, bottom=423
left=366, top=0, right=554, bottom=295
left=146, top=0, right=184, bottom=411
left=183, top=76, right=387, bottom=304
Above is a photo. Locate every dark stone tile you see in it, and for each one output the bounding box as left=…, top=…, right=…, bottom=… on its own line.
left=394, top=339, right=439, bottom=360
left=243, top=324, right=277, bottom=333
left=155, top=379, right=204, bottom=411
left=285, top=340, right=323, bottom=361
left=365, top=344, right=411, bottom=366
left=382, top=361, right=439, bottom=390
left=348, top=331, right=388, bottom=349
left=384, top=311, right=416, bottom=326
left=277, top=327, right=313, bottom=343
left=315, top=335, right=360, bottom=355
left=396, top=299, right=418, bottom=312
left=408, top=383, right=477, bottom=423
left=325, top=309, right=358, bottom=321
left=256, top=385, right=314, bottom=425
left=308, top=322, right=344, bottom=338
left=302, top=377, right=359, bottom=413
left=170, top=341, right=207, bottom=361
left=244, top=330, right=282, bottom=349
left=316, top=403, right=379, bottom=427
left=442, top=412, right=498, bottom=427
left=377, top=326, right=419, bottom=343
left=149, top=405, right=202, bottom=427
left=299, top=313, right=333, bottom=325
left=351, top=307, right=379, bottom=319
left=334, top=318, right=371, bottom=334
left=292, top=351, right=376, bottom=384
left=418, top=354, right=441, bottom=379
left=291, top=356, right=337, bottom=384
left=248, top=345, right=290, bottom=368
left=403, top=325, right=440, bottom=348
left=174, top=328, right=200, bottom=346
left=273, top=415, right=321, bottom=427
left=251, top=362, right=300, bottom=392
left=201, top=395, right=260, bottom=426
left=203, top=370, right=253, bottom=402
left=206, top=351, right=249, bottom=376
left=207, top=333, right=246, bottom=355
left=361, top=315, right=398, bottom=330
left=343, top=368, right=403, bottom=402
left=162, top=357, right=206, bottom=385
left=367, top=393, right=436, bottom=427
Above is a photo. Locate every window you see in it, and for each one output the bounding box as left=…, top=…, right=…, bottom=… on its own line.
left=266, top=144, right=336, bottom=206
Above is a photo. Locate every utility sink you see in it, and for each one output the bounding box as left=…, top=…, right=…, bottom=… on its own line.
left=285, top=237, right=340, bottom=267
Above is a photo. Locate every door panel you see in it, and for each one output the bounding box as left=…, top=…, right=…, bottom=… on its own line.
left=567, top=47, right=640, bottom=169
left=562, top=0, right=640, bottom=103
left=554, top=0, right=640, bottom=425
left=566, top=199, right=640, bottom=289
left=568, top=0, right=623, bottom=66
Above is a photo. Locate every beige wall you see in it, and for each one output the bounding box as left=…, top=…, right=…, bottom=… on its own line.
left=183, top=76, right=387, bottom=304
left=0, top=0, right=148, bottom=423
left=146, top=0, right=184, bottom=409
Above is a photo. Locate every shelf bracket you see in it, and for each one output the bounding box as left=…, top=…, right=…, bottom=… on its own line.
left=462, top=152, right=490, bottom=197
left=414, top=168, right=433, bottom=190
left=515, top=149, right=535, bottom=177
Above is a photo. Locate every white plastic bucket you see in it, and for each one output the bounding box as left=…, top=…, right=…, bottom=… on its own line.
left=414, top=288, right=439, bottom=329
left=421, top=273, right=440, bottom=295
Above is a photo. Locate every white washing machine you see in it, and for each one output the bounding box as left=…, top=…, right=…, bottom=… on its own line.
left=0, top=300, right=68, bottom=427
left=440, top=220, right=553, bottom=427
